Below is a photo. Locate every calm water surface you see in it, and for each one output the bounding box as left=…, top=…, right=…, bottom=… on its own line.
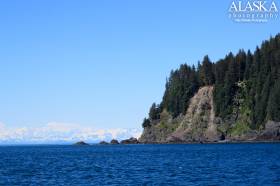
left=0, top=143, right=279, bottom=185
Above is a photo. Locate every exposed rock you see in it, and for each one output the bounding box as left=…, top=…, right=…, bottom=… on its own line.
left=110, top=139, right=119, bottom=144
left=120, top=137, right=139, bottom=144
left=99, top=141, right=109, bottom=145
left=166, top=135, right=185, bottom=143
left=229, top=130, right=258, bottom=141
left=73, top=141, right=89, bottom=146
left=257, top=121, right=280, bottom=141
left=139, top=111, right=183, bottom=143
left=174, top=86, right=220, bottom=142
left=141, top=86, right=221, bottom=143
left=139, top=85, right=280, bottom=143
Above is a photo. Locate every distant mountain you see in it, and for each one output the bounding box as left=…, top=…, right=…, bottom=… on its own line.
left=140, top=34, right=280, bottom=143
left=0, top=122, right=141, bottom=144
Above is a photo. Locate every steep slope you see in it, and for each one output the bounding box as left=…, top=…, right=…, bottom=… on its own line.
left=139, top=110, right=182, bottom=143
left=139, top=84, right=280, bottom=143
left=139, top=86, right=222, bottom=143
left=139, top=34, right=280, bottom=143
left=167, top=86, right=220, bottom=142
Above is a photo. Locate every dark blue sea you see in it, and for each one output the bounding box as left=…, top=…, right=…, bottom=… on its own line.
left=0, top=143, right=279, bottom=185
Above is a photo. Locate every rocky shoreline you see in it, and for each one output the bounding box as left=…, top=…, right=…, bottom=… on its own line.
left=73, top=137, right=140, bottom=145
left=98, top=137, right=140, bottom=145
left=74, top=120, right=280, bottom=145
left=138, top=139, right=280, bottom=144
left=139, top=86, right=280, bottom=144
left=74, top=138, right=280, bottom=146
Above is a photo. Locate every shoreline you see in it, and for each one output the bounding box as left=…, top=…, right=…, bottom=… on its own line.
left=1, top=140, right=280, bottom=146
left=138, top=140, right=280, bottom=145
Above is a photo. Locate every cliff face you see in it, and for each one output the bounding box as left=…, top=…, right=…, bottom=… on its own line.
left=167, top=86, right=220, bottom=142
left=139, top=111, right=182, bottom=143
left=139, top=86, right=222, bottom=143
left=139, top=85, right=280, bottom=143
left=139, top=35, right=280, bottom=143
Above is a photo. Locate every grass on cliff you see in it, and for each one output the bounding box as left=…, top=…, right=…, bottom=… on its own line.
left=229, top=121, right=251, bottom=136
left=157, top=121, right=179, bottom=132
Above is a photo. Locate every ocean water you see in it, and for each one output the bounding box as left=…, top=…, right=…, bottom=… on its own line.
left=0, top=143, right=279, bottom=186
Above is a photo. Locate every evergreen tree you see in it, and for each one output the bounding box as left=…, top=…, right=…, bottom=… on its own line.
left=199, top=55, right=215, bottom=85
left=142, top=118, right=151, bottom=128
left=142, top=33, right=280, bottom=129
left=149, top=103, right=160, bottom=120
left=244, top=50, right=253, bottom=80
left=267, top=78, right=280, bottom=121
left=254, top=74, right=271, bottom=128
left=236, top=49, right=246, bottom=81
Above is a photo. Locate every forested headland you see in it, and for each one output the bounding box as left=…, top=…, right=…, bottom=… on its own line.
left=140, top=34, right=280, bottom=143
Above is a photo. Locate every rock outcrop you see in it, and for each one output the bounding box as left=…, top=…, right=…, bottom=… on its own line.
left=120, top=137, right=139, bottom=144
left=140, top=86, right=220, bottom=143
left=257, top=121, right=280, bottom=141
left=110, top=139, right=119, bottom=144
left=73, top=141, right=90, bottom=145
left=139, top=112, right=182, bottom=143
left=167, top=86, right=221, bottom=142
left=99, top=141, right=109, bottom=145
left=139, top=86, right=280, bottom=143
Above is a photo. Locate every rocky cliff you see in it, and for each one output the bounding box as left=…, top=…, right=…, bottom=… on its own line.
left=139, top=86, right=220, bottom=143
left=139, top=34, right=280, bottom=143
left=167, top=86, right=221, bottom=142
left=139, top=85, right=280, bottom=143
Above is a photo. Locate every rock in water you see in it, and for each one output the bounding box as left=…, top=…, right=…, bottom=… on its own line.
left=99, top=141, right=109, bottom=145
left=74, top=141, right=89, bottom=146
left=120, top=137, right=139, bottom=144
left=110, top=139, right=119, bottom=144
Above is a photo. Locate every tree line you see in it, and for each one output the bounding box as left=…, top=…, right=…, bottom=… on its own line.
left=143, top=34, right=280, bottom=129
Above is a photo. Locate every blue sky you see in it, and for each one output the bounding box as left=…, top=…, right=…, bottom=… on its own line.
left=0, top=0, right=279, bottom=137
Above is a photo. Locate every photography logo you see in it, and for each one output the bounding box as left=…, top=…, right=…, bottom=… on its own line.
left=228, top=1, right=279, bottom=23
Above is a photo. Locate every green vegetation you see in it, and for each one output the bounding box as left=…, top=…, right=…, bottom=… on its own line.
left=142, top=118, right=151, bottom=128
left=142, top=34, right=280, bottom=130
left=229, top=121, right=251, bottom=136
left=214, top=35, right=280, bottom=129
